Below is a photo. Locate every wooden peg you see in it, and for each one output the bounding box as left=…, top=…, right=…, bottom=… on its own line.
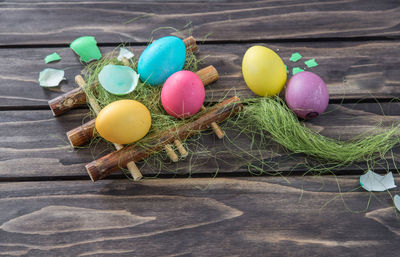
left=201, top=106, right=225, bottom=139
left=75, top=76, right=100, bottom=114
left=174, top=139, right=188, bottom=157
left=75, top=75, right=143, bottom=181
left=196, top=65, right=219, bottom=86
left=164, top=144, right=179, bottom=162
left=183, top=36, right=198, bottom=52
left=210, top=122, right=225, bottom=139
left=198, top=66, right=224, bottom=138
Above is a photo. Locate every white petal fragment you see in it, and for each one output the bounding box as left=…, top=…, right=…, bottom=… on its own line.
left=360, top=170, right=396, bottom=192
left=38, top=68, right=65, bottom=87
left=394, top=195, right=400, bottom=212
left=117, top=47, right=134, bottom=61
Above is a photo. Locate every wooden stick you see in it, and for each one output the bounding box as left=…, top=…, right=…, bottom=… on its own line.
left=197, top=66, right=225, bottom=139
left=184, top=36, right=198, bottom=53
left=48, top=87, right=87, bottom=117
left=164, top=144, right=179, bottom=162
left=210, top=122, right=225, bottom=139
left=66, top=119, right=95, bottom=147
left=75, top=75, right=143, bottom=181
left=85, top=96, right=243, bottom=181
left=48, top=36, right=198, bottom=116
left=75, top=76, right=101, bottom=113
left=174, top=139, right=188, bottom=157
left=201, top=106, right=225, bottom=139
left=67, top=65, right=219, bottom=147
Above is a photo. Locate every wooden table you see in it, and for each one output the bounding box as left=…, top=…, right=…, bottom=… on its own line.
left=1, top=1, right=400, bottom=256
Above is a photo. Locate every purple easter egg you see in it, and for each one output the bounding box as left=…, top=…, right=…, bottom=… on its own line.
left=285, top=71, right=329, bottom=119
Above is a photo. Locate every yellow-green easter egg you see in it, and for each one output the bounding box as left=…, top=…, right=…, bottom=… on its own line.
left=95, top=100, right=151, bottom=144
left=242, top=46, right=287, bottom=96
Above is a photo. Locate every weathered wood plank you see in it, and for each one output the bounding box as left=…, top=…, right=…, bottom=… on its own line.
left=0, top=0, right=399, bottom=46
left=0, top=177, right=398, bottom=256
left=1, top=101, right=399, bottom=179
left=1, top=40, right=400, bottom=107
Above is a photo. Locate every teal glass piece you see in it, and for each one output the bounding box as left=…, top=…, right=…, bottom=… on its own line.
left=98, top=65, right=139, bottom=95
left=305, top=58, right=318, bottom=68
left=292, top=67, right=304, bottom=75
left=289, top=52, right=302, bottom=62
left=44, top=52, right=61, bottom=64
left=70, top=36, right=102, bottom=62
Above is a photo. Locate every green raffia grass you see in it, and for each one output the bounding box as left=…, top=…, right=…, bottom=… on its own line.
left=80, top=45, right=400, bottom=178
left=236, top=97, right=400, bottom=173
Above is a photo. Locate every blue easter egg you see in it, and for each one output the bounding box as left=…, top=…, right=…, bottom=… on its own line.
left=137, top=36, right=186, bottom=86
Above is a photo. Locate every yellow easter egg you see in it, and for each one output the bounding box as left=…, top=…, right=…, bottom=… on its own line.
left=242, top=46, right=287, bottom=96
left=95, top=100, right=151, bottom=144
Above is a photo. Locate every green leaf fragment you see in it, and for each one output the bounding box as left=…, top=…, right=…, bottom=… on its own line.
left=38, top=68, right=65, bottom=87
left=290, top=52, right=302, bottom=62
left=70, top=36, right=102, bottom=63
left=292, top=67, right=304, bottom=75
left=305, top=58, right=318, bottom=68
left=44, top=52, right=61, bottom=64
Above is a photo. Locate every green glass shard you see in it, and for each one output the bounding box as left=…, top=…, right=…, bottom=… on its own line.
left=305, top=58, right=318, bottom=68
left=70, top=36, right=102, bottom=62
left=44, top=52, right=61, bottom=64
left=98, top=65, right=139, bottom=95
left=38, top=68, right=65, bottom=87
left=290, top=52, right=302, bottom=62
left=292, top=67, right=304, bottom=75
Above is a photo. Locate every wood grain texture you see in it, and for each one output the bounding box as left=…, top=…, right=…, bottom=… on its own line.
left=0, top=0, right=399, bottom=46
left=0, top=177, right=398, bottom=256
left=1, top=101, right=399, bottom=179
left=1, top=2, right=399, bottom=255
left=2, top=40, right=400, bottom=107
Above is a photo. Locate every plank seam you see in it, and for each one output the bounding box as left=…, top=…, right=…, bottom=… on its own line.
left=0, top=36, right=399, bottom=49
left=0, top=98, right=397, bottom=111
left=0, top=168, right=393, bottom=183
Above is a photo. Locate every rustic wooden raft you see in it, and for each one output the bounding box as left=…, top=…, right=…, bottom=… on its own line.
left=47, top=37, right=243, bottom=182
left=86, top=96, right=243, bottom=181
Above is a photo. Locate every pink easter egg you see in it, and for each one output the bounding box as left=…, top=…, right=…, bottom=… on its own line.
left=285, top=71, right=329, bottom=120
left=161, top=70, right=205, bottom=118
